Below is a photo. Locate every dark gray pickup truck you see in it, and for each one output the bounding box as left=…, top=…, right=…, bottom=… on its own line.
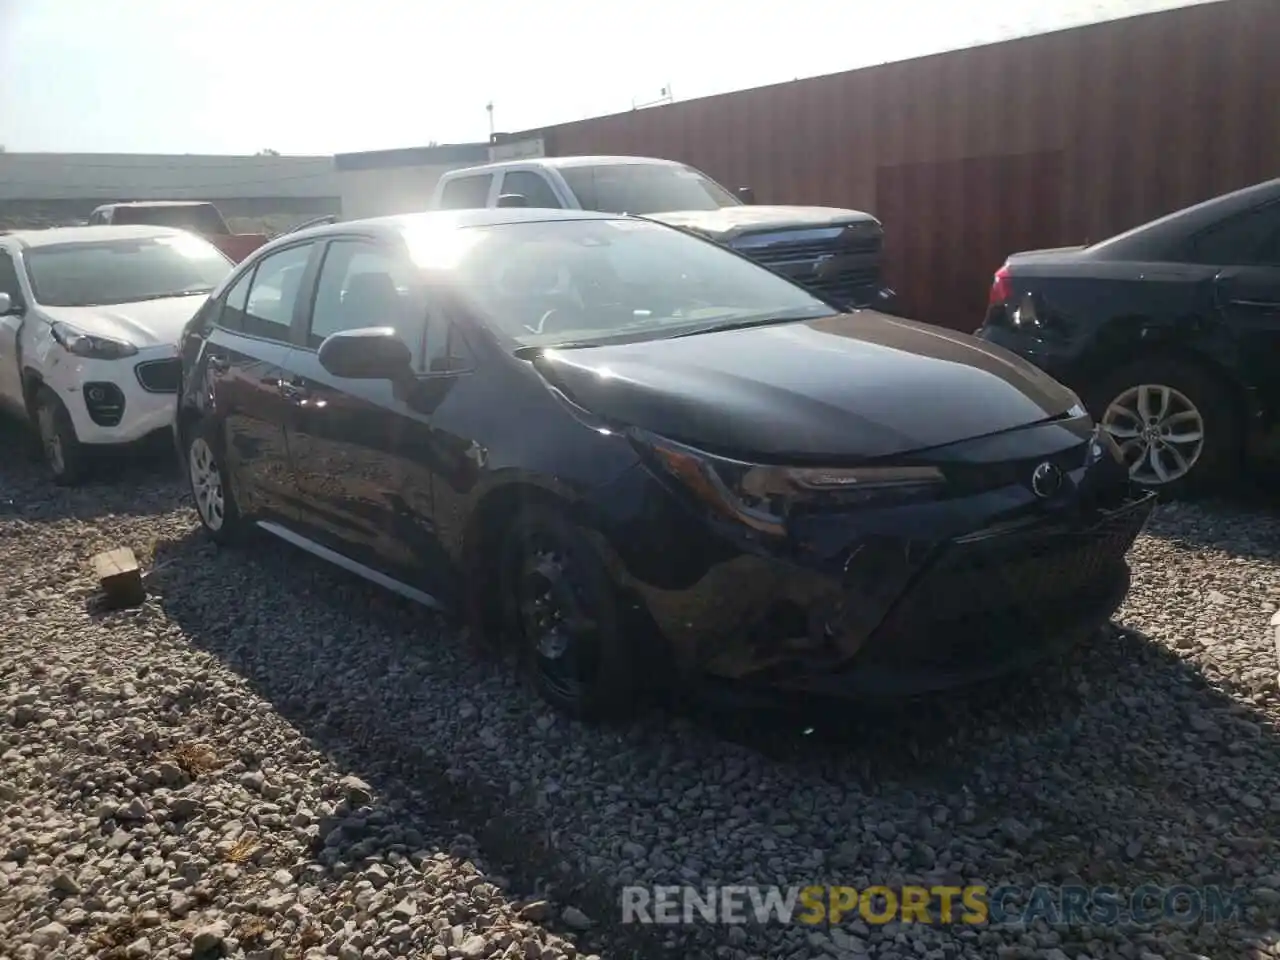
left=429, top=155, right=895, bottom=311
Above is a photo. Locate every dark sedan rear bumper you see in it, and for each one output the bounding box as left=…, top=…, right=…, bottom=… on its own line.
left=581, top=433, right=1155, bottom=703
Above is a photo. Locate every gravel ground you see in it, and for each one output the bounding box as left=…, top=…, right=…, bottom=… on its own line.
left=2, top=434, right=1279, bottom=960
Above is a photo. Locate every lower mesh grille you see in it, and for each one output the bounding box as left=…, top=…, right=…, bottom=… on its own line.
left=859, top=497, right=1153, bottom=671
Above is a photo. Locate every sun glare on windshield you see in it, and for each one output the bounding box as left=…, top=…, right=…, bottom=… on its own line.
left=403, top=225, right=486, bottom=270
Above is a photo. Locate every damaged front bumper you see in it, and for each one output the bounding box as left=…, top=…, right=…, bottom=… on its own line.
left=582, top=423, right=1156, bottom=702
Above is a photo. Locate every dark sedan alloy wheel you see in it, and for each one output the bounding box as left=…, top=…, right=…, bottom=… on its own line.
left=1101, top=382, right=1206, bottom=486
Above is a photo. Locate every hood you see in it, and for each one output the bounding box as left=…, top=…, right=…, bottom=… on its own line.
left=41, top=295, right=209, bottom=349
left=532, top=311, right=1080, bottom=462
left=647, top=205, right=879, bottom=242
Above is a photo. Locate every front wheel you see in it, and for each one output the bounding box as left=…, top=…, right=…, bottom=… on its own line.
left=1088, top=356, right=1241, bottom=496
left=498, top=505, right=642, bottom=723
left=184, top=424, right=247, bottom=544
left=33, top=386, right=88, bottom=486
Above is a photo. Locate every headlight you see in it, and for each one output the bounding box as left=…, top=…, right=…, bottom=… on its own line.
left=50, top=322, right=138, bottom=360
left=630, top=429, right=946, bottom=535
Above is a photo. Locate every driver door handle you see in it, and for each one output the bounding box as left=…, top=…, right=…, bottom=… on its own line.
left=277, top=377, right=310, bottom=402
left=206, top=354, right=230, bottom=373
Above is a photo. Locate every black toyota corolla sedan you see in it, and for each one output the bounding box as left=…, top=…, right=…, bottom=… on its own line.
left=174, top=208, right=1154, bottom=721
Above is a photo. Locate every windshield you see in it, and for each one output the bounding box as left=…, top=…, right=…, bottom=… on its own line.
left=559, top=163, right=740, bottom=215
left=25, top=235, right=233, bottom=308
left=109, top=204, right=229, bottom=235
left=426, top=218, right=833, bottom=348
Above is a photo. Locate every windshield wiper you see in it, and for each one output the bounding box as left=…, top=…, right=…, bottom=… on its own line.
left=665, top=313, right=826, bottom=339
left=122, top=289, right=213, bottom=303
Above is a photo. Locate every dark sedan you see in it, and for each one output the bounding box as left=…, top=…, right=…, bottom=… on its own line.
left=175, top=208, right=1153, bottom=721
left=979, top=176, right=1280, bottom=494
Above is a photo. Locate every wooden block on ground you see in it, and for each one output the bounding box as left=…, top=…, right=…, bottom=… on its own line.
left=91, top=546, right=146, bottom=609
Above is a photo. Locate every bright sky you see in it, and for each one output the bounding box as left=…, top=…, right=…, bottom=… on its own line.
left=0, top=0, right=1218, bottom=156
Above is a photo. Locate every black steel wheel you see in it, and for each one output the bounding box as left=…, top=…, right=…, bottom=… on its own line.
left=499, top=505, right=641, bottom=722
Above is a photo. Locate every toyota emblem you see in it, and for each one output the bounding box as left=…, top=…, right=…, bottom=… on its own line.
left=1031, top=462, right=1064, bottom=499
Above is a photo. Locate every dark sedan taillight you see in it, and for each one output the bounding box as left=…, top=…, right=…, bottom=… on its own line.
left=988, top=264, right=1013, bottom=308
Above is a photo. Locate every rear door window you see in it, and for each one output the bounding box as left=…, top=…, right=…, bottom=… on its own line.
left=438, top=175, right=493, bottom=209
left=1189, top=203, right=1280, bottom=267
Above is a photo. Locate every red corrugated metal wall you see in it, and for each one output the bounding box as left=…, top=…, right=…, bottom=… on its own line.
left=528, top=0, right=1280, bottom=330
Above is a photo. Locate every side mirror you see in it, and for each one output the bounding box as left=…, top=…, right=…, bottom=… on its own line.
left=0, top=292, right=12, bottom=315
left=497, top=193, right=529, bottom=208
left=318, top=327, right=412, bottom=380
left=736, top=186, right=756, bottom=205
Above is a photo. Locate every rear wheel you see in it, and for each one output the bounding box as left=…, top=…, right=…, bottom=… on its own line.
left=1088, top=356, right=1241, bottom=495
left=184, top=423, right=247, bottom=544
left=498, top=506, right=642, bottom=722
left=32, top=386, right=88, bottom=486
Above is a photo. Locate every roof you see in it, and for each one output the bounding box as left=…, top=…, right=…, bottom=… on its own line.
left=333, top=143, right=491, bottom=173
left=1089, top=176, right=1280, bottom=258
left=93, top=200, right=219, bottom=209
left=267, top=207, right=627, bottom=248
left=450, top=156, right=684, bottom=176
left=2, top=224, right=190, bottom=249
left=0, top=153, right=341, bottom=202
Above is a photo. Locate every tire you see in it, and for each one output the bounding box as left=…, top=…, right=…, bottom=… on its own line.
left=32, top=386, right=89, bottom=486
left=183, top=420, right=247, bottom=544
left=497, top=505, right=642, bottom=722
left=1085, top=355, right=1241, bottom=496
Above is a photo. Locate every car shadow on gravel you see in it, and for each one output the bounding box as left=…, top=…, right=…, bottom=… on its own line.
left=147, top=529, right=672, bottom=959
left=0, top=417, right=182, bottom=524
left=149, top=524, right=1280, bottom=958
left=1139, top=465, right=1280, bottom=560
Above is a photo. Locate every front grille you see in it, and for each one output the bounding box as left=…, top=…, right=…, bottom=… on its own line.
left=857, top=496, right=1154, bottom=672
left=731, top=227, right=883, bottom=307
left=83, top=382, right=125, bottom=427
left=746, top=237, right=882, bottom=265
left=135, top=358, right=181, bottom=393
left=805, top=267, right=881, bottom=304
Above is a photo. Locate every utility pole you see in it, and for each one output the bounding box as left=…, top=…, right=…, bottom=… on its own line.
left=485, top=102, right=495, bottom=139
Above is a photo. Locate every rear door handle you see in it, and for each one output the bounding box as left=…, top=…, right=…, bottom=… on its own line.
left=206, top=354, right=230, bottom=373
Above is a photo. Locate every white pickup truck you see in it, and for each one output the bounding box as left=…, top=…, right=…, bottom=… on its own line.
left=429, top=156, right=894, bottom=310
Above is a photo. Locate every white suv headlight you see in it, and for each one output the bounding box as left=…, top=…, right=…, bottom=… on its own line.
left=51, top=322, right=138, bottom=360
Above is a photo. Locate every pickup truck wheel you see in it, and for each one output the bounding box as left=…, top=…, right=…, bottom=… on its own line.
left=1088, top=357, right=1240, bottom=496
left=33, top=387, right=89, bottom=486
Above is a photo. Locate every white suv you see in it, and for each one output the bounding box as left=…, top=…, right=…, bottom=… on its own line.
left=0, top=225, right=233, bottom=484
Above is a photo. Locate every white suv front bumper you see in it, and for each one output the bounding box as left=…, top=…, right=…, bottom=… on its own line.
left=42, top=344, right=180, bottom=446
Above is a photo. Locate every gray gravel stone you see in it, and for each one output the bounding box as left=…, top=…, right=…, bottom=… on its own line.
left=1, top=432, right=1277, bottom=960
